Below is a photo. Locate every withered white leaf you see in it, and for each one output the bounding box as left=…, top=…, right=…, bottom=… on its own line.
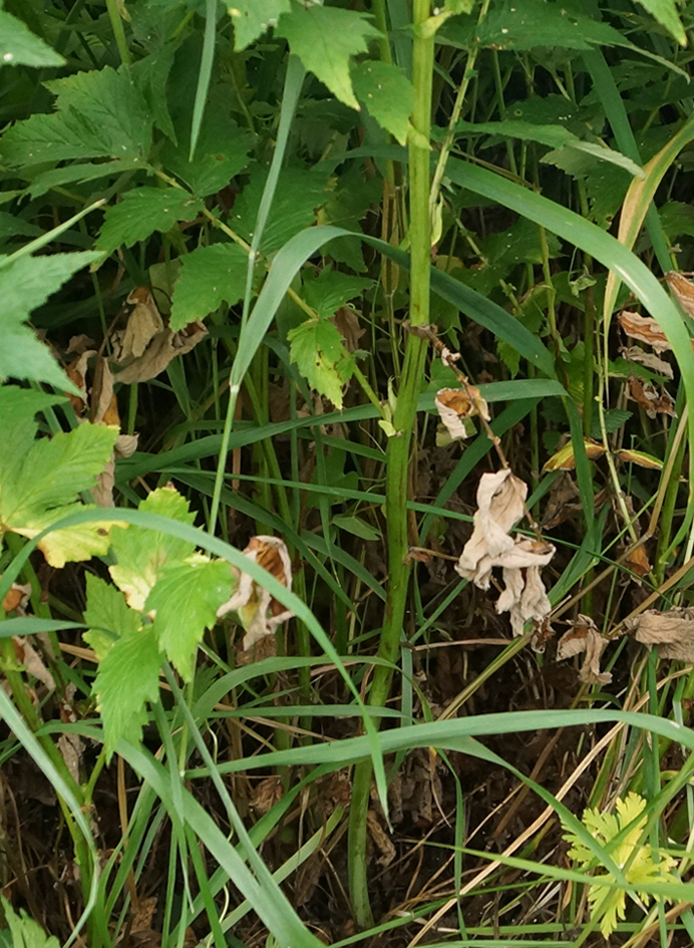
left=435, top=387, right=489, bottom=441
left=624, top=608, right=694, bottom=661
left=217, top=536, right=294, bottom=649
left=557, top=616, right=612, bottom=685
left=618, top=310, right=670, bottom=354
left=456, top=469, right=527, bottom=589
left=496, top=537, right=555, bottom=637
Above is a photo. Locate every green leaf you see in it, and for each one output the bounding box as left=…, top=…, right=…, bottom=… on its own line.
left=148, top=557, right=232, bottom=680
left=543, top=141, right=643, bottom=178
left=0, top=895, right=60, bottom=948
left=634, top=0, right=685, bottom=45
left=0, top=251, right=101, bottom=388
left=288, top=317, right=354, bottom=409
left=94, top=624, right=162, bottom=757
left=474, top=0, right=624, bottom=49
left=231, top=166, right=330, bottom=255
left=0, top=401, right=118, bottom=568
left=333, top=514, right=381, bottom=541
left=109, top=486, right=196, bottom=612
left=229, top=0, right=291, bottom=50
left=276, top=4, right=381, bottom=110
left=456, top=119, right=576, bottom=149
left=83, top=574, right=142, bottom=661
left=351, top=60, right=413, bottom=145
left=97, top=187, right=203, bottom=253
left=131, top=44, right=178, bottom=142
left=1, top=65, right=152, bottom=167
left=0, top=10, right=65, bottom=68
left=170, top=242, right=249, bottom=330
left=26, top=159, right=145, bottom=200
left=302, top=266, right=372, bottom=318
left=162, top=111, right=254, bottom=198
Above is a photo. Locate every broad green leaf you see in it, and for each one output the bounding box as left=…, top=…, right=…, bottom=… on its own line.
left=94, top=624, right=162, bottom=757
left=276, top=4, right=381, bottom=110
left=351, top=60, right=413, bottom=145
left=131, top=44, right=178, bottom=142
left=543, top=141, right=643, bottom=178
left=0, top=387, right=65, bottom=470
left=170, top=242, right=248, bottom=330
left=455, top=119, right=576, bottom=149
left=634, top=0, right=685, bottom=45
left=288, top=317, right=354, bottom=409
left=333, top=514, right=381, bottom=541
left=473, top=0, right=624, bottom=50
left=83, top=573, right=142, bottom=661
left=97, top=187, right=203, bottom=253
left=302, top=266, right=372, bottom=318
left=231, top=166, right=330, bottom=255
left=0, top=211, right=43, bottom=244
left=0, top=10, right=65, bottom=68
left=0, top=251, right=101, bottom=388
left=0, top=418, right=119, bottom=568
left=148, top=557, right=232, bottom=680
left=162, top=113, right=254, bottom=198
left=229, top=0, right=291, bottom=49
left=1, top=66, right=152, bottom=167
left=0, top=896, right=60, bottom=948
left=26, top=159, right=146, bottom=200
left=109, top=486, right=196, bottom=611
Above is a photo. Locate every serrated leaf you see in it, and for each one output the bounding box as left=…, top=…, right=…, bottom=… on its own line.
left=26, top=159, right=146, bottom=200
left=148, top=557, right=232, bottom=680
left=109, top=486, right=196, bottom=611
left=0, top=251, right=101, bottom=388
left=229, top=0, right=291, bottom=49
left=162, top=114, right=254, bottom=197
left=170, top=242, right=248, bottom=330
left=0, top=895, right=60, bottom=948
left=83, top=573, right=142, bottom=661
left=475, top=0, right=623, bottom=50
left=351, top=60, right=413, bottom=145
left=231, top=166, right=330, bottom=255
left=131, top=44, right=178, bottom=142
left=302, top=266, right=372, bottom=318
left=97, top=188, right=203, bottom=254
left=635, top=0, right=685, bottom=45
left=1, top=66, right=152, bottom=168
left=542, top=141, right=643, bottom=178
left=94, top=624, right=162, bottom=757
left=0, top=10, right=65, bottom=68
left=288, top=317, right=353, bottom=409
left=276, top=4, right=381, bottom=110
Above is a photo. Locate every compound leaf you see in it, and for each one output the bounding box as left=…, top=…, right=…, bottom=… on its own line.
left=0, top=10, right=65, bottom=68
left=170, top=242, right=248, bottom=330
left=288, top=317, right=353, bottom=409
left=83, top=573, right=142, bottom=661
left=97, top=187, right=203, bottom=253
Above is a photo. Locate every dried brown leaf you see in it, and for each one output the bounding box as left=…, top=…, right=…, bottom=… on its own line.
left=627, top=375, right=676, bottom=419
left=556, top=617, right=612, bottom=685
left=435, top=386, right=490, bottom=441
left=12, top=636, right=56, bottom=692
left=542, top=438, right=605, bottom=473
left=367, top=810, right=396, bottom=866
left=2, top=582, right=31, bottom=614
left=624, top=543, right=651, bottom=578
left=624, top=608, right=694, bottom=661
left=249, top=775, right=283, bottom=815
left=114, top=321, right=207, bottom=385
left=619, top=346, right=673, bottom=378
left=495, top=536, right=555, bottom=637
left=112, top=287, right=164, bottom=362
left=332, top=306, right=365, bottom=352
left=618, top=310, right=670, bottom=353
left=665, top=271, right=694, bottom=320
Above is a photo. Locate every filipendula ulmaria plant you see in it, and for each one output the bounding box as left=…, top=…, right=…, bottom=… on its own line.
left=563, top=792, right=678, bottom=937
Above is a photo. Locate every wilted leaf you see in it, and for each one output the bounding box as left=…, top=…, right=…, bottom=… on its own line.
left=217, top=536, right=293, bottom=650
left=113, top=321, right=207, bottom=384
left=624, top=543, right=651, bottom=578
left=665, top=270, right=694, bottom=320
left=624, top=608, right=694, bottom=660
left=456, top=470, right=528, bottom=589
left=618, top=310, right=670, bottom=353
left=2, top=582, right=31, bottom=614
left=435, top=386, right=490, bottom=441
left=615, top=448, right=663, bottom=470
left=542, top=438, right=605, bottom=472
left=332, top=306, right=365, bottom=352
left=112, top=287, right=164, bottom=362
left=619, top=346, right=673, bottom=378
left=627, top=375, right=676, bottom=419
left=557, top=616, right=612, bottom=685
left=495, top=536, right=555, bottom=637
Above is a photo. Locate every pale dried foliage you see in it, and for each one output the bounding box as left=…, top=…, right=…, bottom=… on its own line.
left=435, top=385, right=490, bottom=441
left=618, top=310, right=670, bottom=353
left=624, top=608, right=694, bottom=661
left=456, top=470, right=555, bottom=636
left=557, top=616, right=612, bottom=685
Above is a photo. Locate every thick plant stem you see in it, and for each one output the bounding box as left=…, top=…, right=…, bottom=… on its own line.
left=348, top=0, right=434, bottom=929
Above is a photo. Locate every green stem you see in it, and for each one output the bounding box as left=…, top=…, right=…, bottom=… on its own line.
left=104, top=0, right=131, bottom=67
left=347, top=0, right=434, bottom=928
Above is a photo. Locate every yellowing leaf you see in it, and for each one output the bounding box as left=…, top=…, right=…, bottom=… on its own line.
left=542, top=439, right=605, bottom=472
left=615, top=448, right=663, bottom=470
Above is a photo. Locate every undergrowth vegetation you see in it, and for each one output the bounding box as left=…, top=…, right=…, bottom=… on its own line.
left=6, top=0, right=694, bottom=945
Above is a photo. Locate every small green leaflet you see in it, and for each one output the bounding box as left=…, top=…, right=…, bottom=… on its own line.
left=83, top=574, right=141, bottom=661
left=0, top=10, right=65, bottom=68
left=276, top=4, right=381, bottom=110
left=473, top=0, right=623, bottom=50
left=0, top=896, right=60, bottom=948
left=302, top=266, right=372, bottom=318
left=170, top=242, right=248, bottom=330
left=288, top=317, right=354, bottom=409
left=97, top=188, right=203, bottom=254
left=148, top=557, right=232, bottom=681
left=229, top=0, right=291, bottom=50
left=333, top=514, right=381, bottom=541
left=162, top=114, right=254, bottom=198
left=109, top=486, right=196, bottom=612
left=0, top=387, right=118, bottom=568
left=351, top=60, right=413, bottom=146
left=94, top=624, right=162, bottom=757
left=635, top=0, right=685, bottom=45
left=0, top=251, right=100, bottom=389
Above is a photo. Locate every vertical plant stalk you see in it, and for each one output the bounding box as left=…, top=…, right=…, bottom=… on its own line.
left=104, top=0, right=131, bottom=67
left=347, top=0, right=434, bottom=929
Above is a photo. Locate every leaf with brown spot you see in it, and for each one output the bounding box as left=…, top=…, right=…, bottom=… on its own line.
left=435, top=386, right=490, bottom=441
left=542, top=438, right=605, bottom=472
left=618, top=310, right=670, bottom=353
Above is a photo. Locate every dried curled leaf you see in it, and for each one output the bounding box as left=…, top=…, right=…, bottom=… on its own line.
left=456, top=469, right=527, bottom=589
left=216, top=536, right=293, bottom=649
left=435, top=386, right=490, bottom=441
left=542, top=438, right=605, bottom=473
left=627, top=375, right=676, bottom=419
left=496, top=537, right=555, bottom=637
left=624, top=608, right=694, bottom=661
left=112, top=287, right=164, bottom=361
left=665, top=271, right=694, bottom=320
left=557, top=616, right=612, bottom=685
left=619, top=345, right=673, bottom=378
left=618, top=310, right=670, bottom=353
